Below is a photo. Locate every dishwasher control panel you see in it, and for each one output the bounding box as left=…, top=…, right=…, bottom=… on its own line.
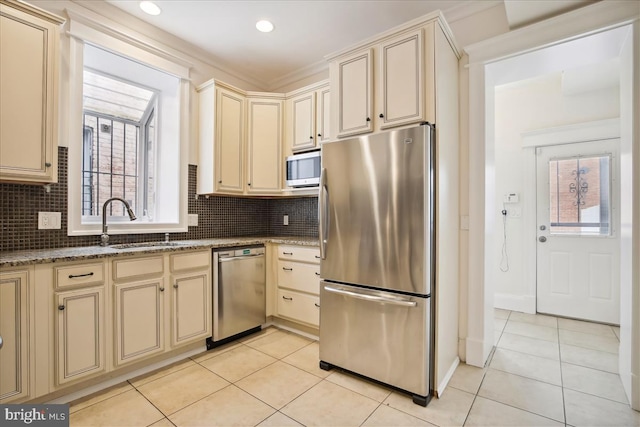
left=217, top=246, right=265, bottom=259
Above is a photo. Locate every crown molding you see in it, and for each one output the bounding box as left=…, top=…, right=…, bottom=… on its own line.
left=442, top=0, right=503, bottom=24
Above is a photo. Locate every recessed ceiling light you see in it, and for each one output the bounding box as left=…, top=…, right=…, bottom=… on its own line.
left=140, top=1, right=161, bottom=16
left=256, top=20, right=274, bottom=33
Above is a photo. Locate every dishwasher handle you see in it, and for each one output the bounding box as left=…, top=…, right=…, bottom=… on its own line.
left=218, top=253, right=265, bottom=263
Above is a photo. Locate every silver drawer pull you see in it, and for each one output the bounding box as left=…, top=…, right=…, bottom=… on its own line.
left=69, top=272, right=94, bottom=279
left=282, top=296, right=293, bottom=301
left=315, top=255, right=320, bottom=259
left=324, top=286, right=417, bottom=307
left=283, top=252, right=293, bottom=255
left=282, top=267, right=293, bottom=271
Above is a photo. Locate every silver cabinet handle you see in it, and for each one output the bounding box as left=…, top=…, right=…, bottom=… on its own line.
left=282, top=267, right=293, bottom=271
left=324, top=286, right=417, bottom=307
left=314, top=303, right=320, bottom=308
left=0, top=335, right=3, bottom=349
left=282, top=252, right=293, bottom=255
left=282, top=296, right=293, bottom=301
left=314, top=272, right=320, bottom=276
left=319, top=168, right=329, bottom=259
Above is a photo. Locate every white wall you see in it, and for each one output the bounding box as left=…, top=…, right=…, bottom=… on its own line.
left=492, top=73, right=620, bottom=311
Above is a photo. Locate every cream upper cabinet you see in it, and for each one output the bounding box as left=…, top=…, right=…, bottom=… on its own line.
left=215, top=86, right=245, bottom=194
left=284, top=82, right=330, bottom=156
left=55, top=287, right=105, bottom=385
left=0, top=2, right=63, bottom=183
left=0, top=269, right=30, bottom=403
left=247, top=98, right=283, bottom=194
left=290, top=91, right=316, bottom=151
left=329, top=22, right=441, bottom=138
left=316, top=86, right=331, bottom=144
left=378, top=29, right=424, bottom=130
left=331, top=49, right=373, bottom=138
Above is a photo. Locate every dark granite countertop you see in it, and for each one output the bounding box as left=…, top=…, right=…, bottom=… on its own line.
left=0, top=236, right=319, bottom=267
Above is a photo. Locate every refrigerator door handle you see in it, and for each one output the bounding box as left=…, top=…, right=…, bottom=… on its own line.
left=319, top=167, right=329, bottom=259
left=323, top=285, right=418, bottom=307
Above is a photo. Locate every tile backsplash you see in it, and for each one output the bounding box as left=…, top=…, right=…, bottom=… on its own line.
left=0, top=147, right=318, bottom=252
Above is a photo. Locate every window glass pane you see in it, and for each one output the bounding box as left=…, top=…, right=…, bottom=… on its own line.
left=548, top=155, right=611, bottom=236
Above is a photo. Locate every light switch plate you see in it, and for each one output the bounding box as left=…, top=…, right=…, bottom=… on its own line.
left=38, top=212, right=61, bottom=229
left=188, top=214, right=198, bottom=226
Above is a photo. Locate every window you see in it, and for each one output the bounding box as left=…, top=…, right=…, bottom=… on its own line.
left=67, top=30, right=189, bottom=236
left=82, top=69, right=156, bottom=218
left=548, top=155, right=612, bottom=236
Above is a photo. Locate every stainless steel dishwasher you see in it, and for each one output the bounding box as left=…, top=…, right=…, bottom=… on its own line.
left=207, top=246, right=266, bottom=349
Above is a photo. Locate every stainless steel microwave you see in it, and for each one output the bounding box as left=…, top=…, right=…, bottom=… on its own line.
left=286, top=150, right=321, bottom=187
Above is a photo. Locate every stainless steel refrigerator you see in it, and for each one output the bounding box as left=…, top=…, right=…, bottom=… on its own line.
left=318, top=123, right=435, bottom=407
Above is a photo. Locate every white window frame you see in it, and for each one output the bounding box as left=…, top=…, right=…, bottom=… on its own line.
left=66, top=15, right=191, bottom=236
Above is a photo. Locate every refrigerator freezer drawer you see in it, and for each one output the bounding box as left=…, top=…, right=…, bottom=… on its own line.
left=319, top=282, right=430, bottom=397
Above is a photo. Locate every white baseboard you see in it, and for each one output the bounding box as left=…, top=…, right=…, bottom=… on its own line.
left=436, top=357, right=460, bottom=397
left=494, top=293, right=536, bottom=313
left=466, top=336, right=490, bottom=368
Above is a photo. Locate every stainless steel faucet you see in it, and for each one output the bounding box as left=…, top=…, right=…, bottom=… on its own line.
left=101, top=197, right=137, bottom=246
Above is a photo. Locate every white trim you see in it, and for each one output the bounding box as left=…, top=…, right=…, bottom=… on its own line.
left=464, top=1, right=639, bottom=64
left=67, top=13, right=190, bottom=79
left=436, top=357, right=460, bottom=397
left=522, top=118, right=621, bottom=147
left=494, top=293, right=536, bottom=314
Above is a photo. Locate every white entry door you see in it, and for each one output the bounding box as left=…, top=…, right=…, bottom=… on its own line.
left=536, top=140, right=620, bottom=324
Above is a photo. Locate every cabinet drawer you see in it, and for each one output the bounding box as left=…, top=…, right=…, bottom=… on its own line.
left=278, top=245, right=320, bottom=264
left=277, top=289, right=320, bottom=327
left=113, top=256, right=164, bottom=281
left=277, top=261, right=320, bottom=295
left=170, top=250, right=210, bottom=272
left=55, top=263, right=104, bottom=288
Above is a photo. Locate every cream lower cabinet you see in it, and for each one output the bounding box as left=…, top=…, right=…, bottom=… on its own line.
left=0, top=2, right=63, bottom=183
left=169, top=251, right=211, bottom=347
left=276, top=245, right=321, bottom=327
left=55, top=287, right=105, bottom=385
left=0, top=269, right=30, bottom=403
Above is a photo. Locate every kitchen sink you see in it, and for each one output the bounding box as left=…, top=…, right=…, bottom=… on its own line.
left=110, top=241, right=181, bottom=249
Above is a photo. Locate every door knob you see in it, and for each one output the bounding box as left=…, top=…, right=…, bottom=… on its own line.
left=539, top=236, right=547, bottom=243
left=539, top=225, right=546, bottom=231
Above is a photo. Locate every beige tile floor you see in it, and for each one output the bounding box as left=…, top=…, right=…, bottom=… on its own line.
left=69, top=313, right=640, bottom=427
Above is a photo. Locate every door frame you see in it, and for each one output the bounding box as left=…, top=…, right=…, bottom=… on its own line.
left=521, top=119, right=621, bottom=316
left=463, top=1, right=639, bottom=410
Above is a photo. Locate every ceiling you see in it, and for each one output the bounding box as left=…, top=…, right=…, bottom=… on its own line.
left=71, top=1, right=597, bottom=91
left=103, top=0, right=477, bottom=89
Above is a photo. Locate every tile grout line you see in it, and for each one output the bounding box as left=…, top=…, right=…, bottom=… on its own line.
left=557, top=320, right=568, bottom=427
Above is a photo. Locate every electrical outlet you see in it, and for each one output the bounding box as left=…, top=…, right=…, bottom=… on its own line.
left=38, top=212, right=61, bottom=229
left=188, top=214, right=198, bottom=226
left=283, top=215, right=289, bottom=226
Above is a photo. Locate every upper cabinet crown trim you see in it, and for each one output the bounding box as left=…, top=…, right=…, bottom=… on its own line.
left=1, top=0, right=64, bottom=24
left=324, top=10, right=461, bottom=61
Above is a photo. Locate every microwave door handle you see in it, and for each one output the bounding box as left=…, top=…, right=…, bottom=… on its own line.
left=319, top=167, right=328, bottom=259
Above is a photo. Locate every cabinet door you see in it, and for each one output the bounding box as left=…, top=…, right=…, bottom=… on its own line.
left=0, top=5, right=59, bottom=183
left=379, top=29, right=424, bottom=130
left=247, top=99, right=283, bottom=194
left=291, top=92, right=316, bottom=151
left=333, top=48, right=373, bottom=138
left=114, top=279, right=165, bottom=365
left=316, top=87, right=331, bottom=144
left=215, top=87, right=245, bottom=193
left=0, top=271, right=29, bottom=403
left=170, top=272, right=211, bottom=347
left=55, top=287, right=104, bottom=385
